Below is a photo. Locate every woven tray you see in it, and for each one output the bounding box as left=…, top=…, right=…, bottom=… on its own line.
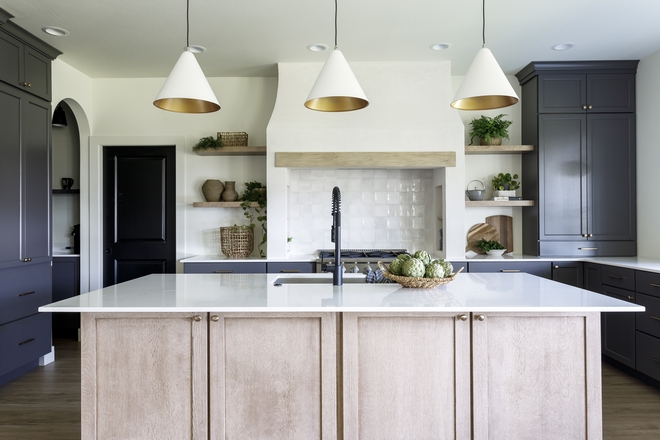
left=378, top=262, right=464, bottom=289
left=217, top=132, right=248, bottom=147
left=220, top=226, right=254, bottom=258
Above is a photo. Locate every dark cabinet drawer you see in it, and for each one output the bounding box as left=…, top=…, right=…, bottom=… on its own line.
left=635, top=271, right=660, bottom=299
left=183, top=262, right=266, bottom=274
left=266, top=262, right=315, bottom=274
left=635, top=331, right=660, bottom=382
left=0, top=312, right=51, bottom=376
left=601, top=265, right=635, bottom=290
left=467, top=261, right=551, bottom=279
left=636, top=293, right=660, bottom=339
left=0, top=264, right=52, bottom=325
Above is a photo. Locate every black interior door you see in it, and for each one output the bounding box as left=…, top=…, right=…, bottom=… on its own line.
left=103, top=146, right=175, bottom=287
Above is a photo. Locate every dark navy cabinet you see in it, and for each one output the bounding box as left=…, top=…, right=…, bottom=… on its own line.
left=551, top=261, right=583, bottom=288
left=52, top=257, right=80, bottom=338
left=516, top=61, right=638, bottom=257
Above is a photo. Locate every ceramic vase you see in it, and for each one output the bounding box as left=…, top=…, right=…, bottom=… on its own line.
left=202, top=179, right=224, bottom=202
left=221, top=181, right=238, bottom=202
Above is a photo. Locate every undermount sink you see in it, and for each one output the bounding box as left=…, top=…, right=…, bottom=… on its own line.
left=273, top=277, right=367, bottom=285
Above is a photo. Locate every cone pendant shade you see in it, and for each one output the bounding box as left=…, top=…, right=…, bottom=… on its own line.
left=451, top=48, right=519, bottom=110
left=305, top=49, right=369, bottom=112
left=154, top=51, right=220, bottom=113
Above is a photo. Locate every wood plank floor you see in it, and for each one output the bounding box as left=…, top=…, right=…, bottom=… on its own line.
left=1, top=339, right=659, bottom=439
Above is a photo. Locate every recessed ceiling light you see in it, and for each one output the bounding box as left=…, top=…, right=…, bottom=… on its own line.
left=307, top=44, right=328, bottom=52
left=430, top=43, right=451, bottom=51
left=41, top=26, right=69, bottom=37
left=187, top=45, right=207, bottom=53
left=552, top=43, right=575, bottom=51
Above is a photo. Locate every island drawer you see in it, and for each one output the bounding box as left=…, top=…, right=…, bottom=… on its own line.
left=267, top=262, right=315, bottom=273
left=0, top=312, right=51, bottom=376
left=183, top=262, right=266, bottom=274
left=635, top=271, right=660, bottom=299
left=601, top=265, right=635, bottom=290
left=636, top=293, right=660, bottom=339
left=467, top=262, right=551, bottom=279
left=635, top=331, right=660, bottom=382
left=0, top=264, right=52, bottom=326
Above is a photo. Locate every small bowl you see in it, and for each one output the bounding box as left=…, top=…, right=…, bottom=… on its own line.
left=486, top=249, right=507, bottom=257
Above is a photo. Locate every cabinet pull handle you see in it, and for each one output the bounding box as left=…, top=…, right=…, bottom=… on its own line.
left=193, top=315, right=202, bottom=322
left=500, top=269, right=520, bottom=273
left=18, top=338, right=35, bottom=346
left=627, top=296, right=634, bottom=301
left=650, top=283, right=660, bottom=289
left=607, top=275, right=624, bottom=280
left=578, top=247, right=598, bottom=251
left=653, top=358, right=660, bottom=365
left=22, top=257, right=32, bottom=262
left=650, top=316, right=660, bottom=322
left=280, top=270, right=300, bottom=273
left=475, top=314, right=486, bottom=322
left=18, top=291, right=35, bottom=297
left=211, top=315, right=219, bottom=322
left=21, top=81, right=31, bottom=87
left=213, top=270, right=233, bottom=274
left=457, top=314, right=468, bottom=321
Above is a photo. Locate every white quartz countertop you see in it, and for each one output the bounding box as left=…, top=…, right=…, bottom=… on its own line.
left=39, top=273, right=644, bottom=313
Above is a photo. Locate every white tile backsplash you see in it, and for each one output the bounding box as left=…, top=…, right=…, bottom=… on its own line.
left=287, top=169, right=434, bottom=253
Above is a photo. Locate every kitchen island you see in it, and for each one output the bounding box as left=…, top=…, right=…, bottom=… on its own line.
left=40, top=273, right=643, bottom=440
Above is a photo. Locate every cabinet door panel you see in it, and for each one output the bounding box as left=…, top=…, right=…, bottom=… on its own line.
left=636, top=293, right=660, bottom=339
left=552, top=261, right=583, bottom=287
left=472, top=312, right=602, bottom=439
left=539, top=114, right=587, bottom=240
left=635, top=331, right=660, bottom=382
left=538, top=75, right=586, bottom=113
left=23, top=46, right=51, bottom=101
left=0, top=312, right=51, bottom=376
left=600, top=285, right=636, bottom=367
left=342, top=313, right=471, bottom=439
left=588, top=74, right=635, bottom=113
left=588, top=114, right=636, bottom=241
left=0, top=31, right=23, bottom=88
left=0, top=264, right=52, bottom=326
left=0, top=85, right=22, bottom=269
left=209, top=313, right=336, bottom=440
left=81, top=313, right=208, bottom=440
left=22, top=97, right=51, bottom=265
left=583, top=263, right=602, bottom=293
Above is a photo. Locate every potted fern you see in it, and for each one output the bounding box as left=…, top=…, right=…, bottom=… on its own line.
left=468, top=114, right=513, bottom=146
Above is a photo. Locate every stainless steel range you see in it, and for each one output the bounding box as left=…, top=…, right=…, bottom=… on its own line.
left=316, top=249, right=408, bottom=274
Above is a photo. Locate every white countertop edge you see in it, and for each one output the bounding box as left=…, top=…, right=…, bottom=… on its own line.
left=39, top=305, right=644, bottom=313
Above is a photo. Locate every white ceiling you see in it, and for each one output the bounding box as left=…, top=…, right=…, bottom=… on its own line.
left=2, top=0, right=660, bottom=78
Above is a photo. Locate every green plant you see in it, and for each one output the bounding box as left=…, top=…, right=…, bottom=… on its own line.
left=468, top=114, right=513, bottom=145
left=476, top=239, right=505, bottom=252
left=239, top=181, right=267, bottom=257
left=192, top=136, right=221, bottom=151
left=492, top=172, right=520, bottom=191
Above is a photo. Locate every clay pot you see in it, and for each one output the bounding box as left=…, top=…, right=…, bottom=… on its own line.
left=480, top=137, right=502, bottom=146
left=202, top=179, right=224, bottom=202
left=221, top=181, right=238, bottom=202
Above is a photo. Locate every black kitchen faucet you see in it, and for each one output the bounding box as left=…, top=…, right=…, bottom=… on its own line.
left=331, top=186, right=342, bottom=286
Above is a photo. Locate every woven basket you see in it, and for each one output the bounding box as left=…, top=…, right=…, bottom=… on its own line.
left=378, top=262, right=463, bottom=289
left=220, top=226, right=254, bottom=258
left=217, top=132, right=248, bottom=147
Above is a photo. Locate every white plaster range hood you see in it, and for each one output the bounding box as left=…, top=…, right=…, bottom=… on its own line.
left=266, top=61, right=465, bottom=259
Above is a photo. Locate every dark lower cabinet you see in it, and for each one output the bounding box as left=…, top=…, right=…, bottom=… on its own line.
left=636, top=332, right=660, bottom=382
left=467, top=261, right=551, bottom=279
left=183, top=262, right=267, bottom=274
left=266, top=262, right=315, bottom=274
left=583, top=263, right=602, bottom=292
left=600, top=284, right=636, bottom=368
left=551, top=261, right=583, bottom=287
left=52, top=257, right=80, bottom=338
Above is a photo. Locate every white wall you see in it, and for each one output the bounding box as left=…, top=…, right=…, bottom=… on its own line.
left=636, top=50, right=660, bottom=258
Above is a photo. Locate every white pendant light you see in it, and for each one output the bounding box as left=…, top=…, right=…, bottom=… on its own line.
left=153, top=0, right=220, bottom=113
left=451, top=0, right=518, bottom=110
left=305, top=0, right=368, bottom=112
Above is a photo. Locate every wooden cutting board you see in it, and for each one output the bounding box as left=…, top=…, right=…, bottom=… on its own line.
left=486, top=215, right=513, bottom=253
left=465, top=223, right=500, bottom=254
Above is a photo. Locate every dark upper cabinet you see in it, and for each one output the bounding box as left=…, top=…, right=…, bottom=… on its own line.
left=0, top=30, right=51, bottom=101
left=0, top=82, right=51, bottom=270
left=517, top=61, right=638, bottom=257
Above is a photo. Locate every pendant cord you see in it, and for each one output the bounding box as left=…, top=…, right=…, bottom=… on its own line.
left=482, top=0, right=485, bottom=48
left=186, top=0, right=190, bottom=49
left=334, top=0, right=338, bottom=49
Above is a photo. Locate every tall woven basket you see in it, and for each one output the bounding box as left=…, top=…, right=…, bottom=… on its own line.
left=220, top=227, right=254, bottom=258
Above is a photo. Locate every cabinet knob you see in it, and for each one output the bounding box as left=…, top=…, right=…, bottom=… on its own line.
left=554, top=265, right=559, bottom=269
left=211, top=315, right=219, bottom=322
left=588, top=105, right=593, bottom=109
left=582, top=105, right=587, bottom=110
left=475, top=314, right=486, bottom=322
left=457, top=314, right=468, bottom=321
left=588, top=233, right=593, bottom=237
left=193, top=315, right=202, bottom=322
left=22, top=257, right=32, bottom=262
left=627, top=296, right=634, bottom=301
left=582, top=234, right=587, bottom=237
left=21, top=81, right=31, bottom=87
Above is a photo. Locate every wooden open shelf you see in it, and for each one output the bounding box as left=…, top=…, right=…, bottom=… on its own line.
left=466, top=200, right=535, bottom=207
left=192, top=201, right=260, bottom=208
left=465, top=145, right=534, bottom=155
left=195, top=146, right=266, bottom=156
left=274, top=152, right=456, bottom=168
